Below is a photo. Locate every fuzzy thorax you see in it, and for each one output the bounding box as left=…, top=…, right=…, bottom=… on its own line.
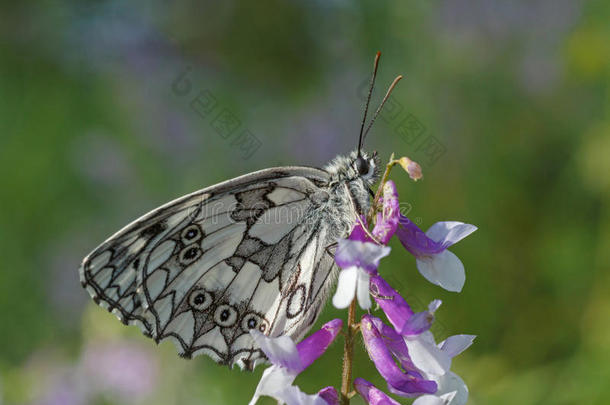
left=317, top=150, right=381, bottom=241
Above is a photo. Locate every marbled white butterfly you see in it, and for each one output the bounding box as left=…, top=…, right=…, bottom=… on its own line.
left=79, top=52, right=401, bottom=370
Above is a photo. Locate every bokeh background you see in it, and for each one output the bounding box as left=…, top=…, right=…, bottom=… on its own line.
left=1, top=1, right=609, bottom=404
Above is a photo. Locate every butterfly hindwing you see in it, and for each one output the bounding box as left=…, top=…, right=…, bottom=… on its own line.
left=80, top=167, right=339, bottom=369
left=79, top=192, right=202, bottom=336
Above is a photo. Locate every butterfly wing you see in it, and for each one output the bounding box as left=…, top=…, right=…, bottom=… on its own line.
left=79, top=167, right=342, bottom=369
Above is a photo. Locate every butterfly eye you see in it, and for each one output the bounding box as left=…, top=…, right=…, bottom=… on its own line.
left=181, top=225, right=203, bottom=244
left=241, top=313, right=268, bottom=333
left=189, top=289, right=213, bottom=311
left=355, top=156, right=370, bottom=176
left=214, top=304, right=238, bottom=327
left=179, top=244, right=202, bottom=265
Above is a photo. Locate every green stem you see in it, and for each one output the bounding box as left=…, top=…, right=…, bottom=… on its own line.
left=340, top=299, right=357, bottom=405
left=369, top=153, right=399, bottom=219
left=340, top=154, right=398, bottom=404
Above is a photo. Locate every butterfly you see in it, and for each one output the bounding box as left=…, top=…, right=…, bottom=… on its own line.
left=79, top=52, right=401, bottom=370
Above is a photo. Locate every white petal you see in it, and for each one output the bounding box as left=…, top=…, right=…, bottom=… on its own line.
left=332, top=266, right=358, bottom=309
left=426, top=222, right=477, bottom=247
left=428, top=299, right=442, bottom=313
left=250, top=330, right=301, bottom=371
left=416, top=250, right=465, bottom=292
left=405, top=333, right=451, bottom=376
left=279, top=385, right=328, bottom=405
left=413, top=391, right=458, bottom=405
left=335, top=240, right=390, bottom=272
left=357, top=243, right=391, bottom=271
left=412, top=395, right=448, bottom=405
left=439, top=391, right=459, bottom=403
left=356, top=270, right=371, bottom=310
left=434, top=372, right=468, bottom=405
left=439, top=335, right=476, bottom=358
left=249, top=366, right=296, bottom=405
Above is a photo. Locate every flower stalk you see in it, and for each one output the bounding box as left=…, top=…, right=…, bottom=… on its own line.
left=246, top=152, right=475, bottom=405
left=341, top=154, right=401, bottom=405
left=340, top=299, right=357, bottom=405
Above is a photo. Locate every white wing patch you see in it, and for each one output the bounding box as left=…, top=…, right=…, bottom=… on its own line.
left=266, top=187, right=306, bottom=205
left=80, top=169, right=347, bottom=370
left=249, top=201, right=308, bottom=244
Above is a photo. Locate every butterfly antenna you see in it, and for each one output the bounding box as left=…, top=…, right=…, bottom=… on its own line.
left=362, top=75, right=403, bottom=142
left=357, top=51, right=381, bottom=157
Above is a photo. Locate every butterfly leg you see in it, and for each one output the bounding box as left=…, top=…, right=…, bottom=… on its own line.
left=369, top=283, right=393, bottom=301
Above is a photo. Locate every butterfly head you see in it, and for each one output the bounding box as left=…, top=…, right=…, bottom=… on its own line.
left=354, top=150, right=379, bottom=184
left=324, top=150, right=380, bottom=188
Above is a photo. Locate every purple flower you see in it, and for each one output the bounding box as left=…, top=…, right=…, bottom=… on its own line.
left=317, top=386, right=339, bottom=405
left=248, top=319, right=343, bottom=405
left=367, top=316, right=417, bottom=372
left=369, top=275, right=415, bottom=331
left=396, top=156, right=423, bottom=181
left=396, top=218, right=477, bottom=292
left=348, top=216, right=371, bottom=242
left=370, top=275, right=444, bottom=338
left=334, top=239, right=390, bottom=274
left=372, top=180, right=400, bottom=244
left=360, top=315, right=437, bottom=397
left=371, top=276, right=475, bottom=376
left=370, top=276, right=475, bottom=404
left=332, top=231, right=391, bottom=309
left=401, top=299, right=442, bottom=336
left=354, top=378, right=401, bottom=405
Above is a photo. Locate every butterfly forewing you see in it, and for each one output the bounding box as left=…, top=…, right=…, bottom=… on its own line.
left=79, top=167, right=339, bottom=369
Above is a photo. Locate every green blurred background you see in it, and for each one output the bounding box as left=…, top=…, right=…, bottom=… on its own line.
left=1, top=1, right=609, bottom=404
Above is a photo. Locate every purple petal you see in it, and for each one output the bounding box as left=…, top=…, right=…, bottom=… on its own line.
left=416, top=251, right=465, bottom=292
left=335, top=239, right=391, bottom=273
left=250, top=331, right=302, bottom=371
left=369, top=275, right=414, bottom=332
left=317, top=386, right=339, bottom=405
left=396, top=216, right=445, bottom=257
left=425, top=222, right=477, bottom=249
left=361, top=315, right=437, bottom=396
left=372, top=181, right=400, bottom=245
left=401, top=312, right=434, bottom=336
left=385, top=368, right=439, bottom=398
left=369, top=317, right=416, bottom=372
left=348, top=216, right=370, bottom=242
left=401, top=300, right=442, bottom=336
left=354, top=378, right=402, bottom=405
left=296, top=319, right=343, bottom=372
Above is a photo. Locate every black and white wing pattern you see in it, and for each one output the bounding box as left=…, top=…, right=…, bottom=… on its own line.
left=79, top=167, right=346, bottom=370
